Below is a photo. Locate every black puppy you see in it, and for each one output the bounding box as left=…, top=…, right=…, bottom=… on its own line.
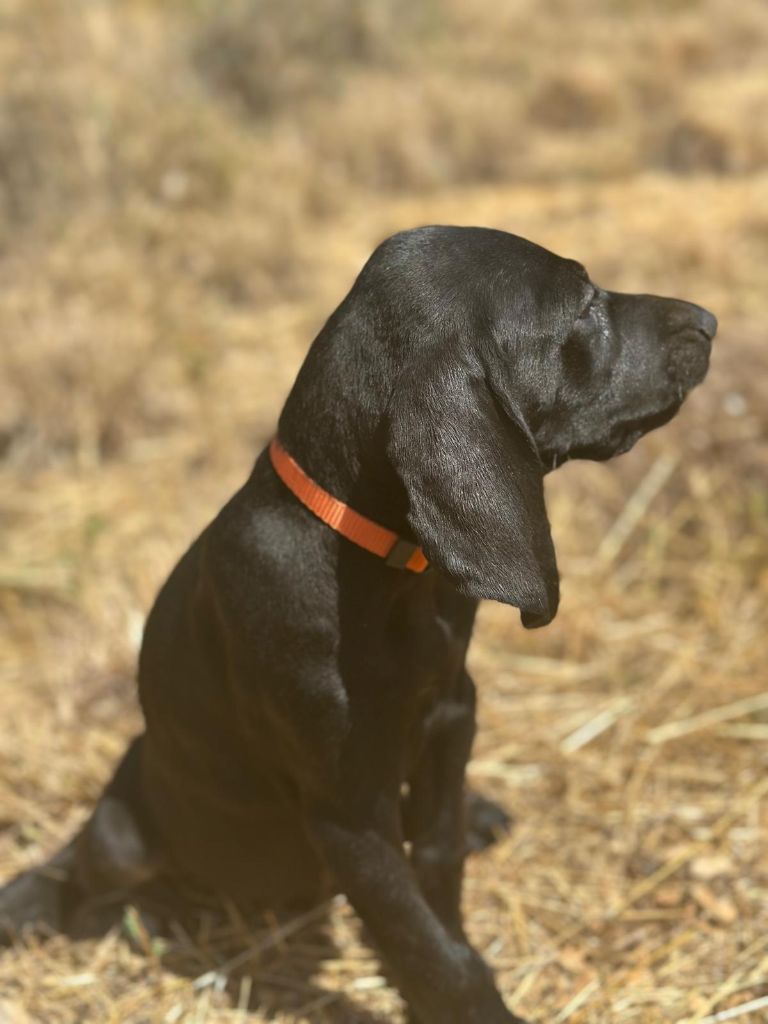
left=0, top=227, right=716, bottom=1023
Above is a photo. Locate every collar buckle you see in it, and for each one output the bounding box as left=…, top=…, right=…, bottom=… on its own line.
left=386, top=538, right=421, bottom=570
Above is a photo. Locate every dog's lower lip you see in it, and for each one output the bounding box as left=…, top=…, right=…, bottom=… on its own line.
left=616, top=430, right=642, bottom=454
left=559, top=401, right=683, bottom=463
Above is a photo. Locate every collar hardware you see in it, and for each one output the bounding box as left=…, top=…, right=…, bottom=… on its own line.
left=268, top=438, right=429, bottom=574
left=385, top=538, right=423, bottom=570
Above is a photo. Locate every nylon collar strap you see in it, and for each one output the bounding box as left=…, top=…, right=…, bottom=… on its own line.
left=269, top=438, right=429, bottom=573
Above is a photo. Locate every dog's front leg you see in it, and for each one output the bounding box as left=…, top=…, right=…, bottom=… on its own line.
left=404, top=670, right=476, bottom=940
left=311, top=811, right=525, bottom=1023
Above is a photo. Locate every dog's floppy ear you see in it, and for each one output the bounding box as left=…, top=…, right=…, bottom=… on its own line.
left=387, top=352, right=559, bottom=628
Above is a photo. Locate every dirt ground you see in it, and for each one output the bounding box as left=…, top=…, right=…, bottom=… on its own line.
left=1, top=1, right=767, bottom=1021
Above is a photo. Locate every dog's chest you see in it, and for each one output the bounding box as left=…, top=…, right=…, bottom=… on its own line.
left=378, top=580, right=476, bottom=695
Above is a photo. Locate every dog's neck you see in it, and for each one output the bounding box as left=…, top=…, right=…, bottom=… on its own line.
left=275, top=316, right=413, bottom=539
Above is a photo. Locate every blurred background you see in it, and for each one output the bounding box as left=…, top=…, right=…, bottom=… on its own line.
left=0, top=1, right=767, bottom=1021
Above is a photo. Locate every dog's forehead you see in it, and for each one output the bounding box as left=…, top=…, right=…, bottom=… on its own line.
left=479, top=237, right=590, bottom=309
left=504, top=242, right=589, bottom=287
left=560, top=256, right=590, bottom=282
left=371, top=225, right=588, bottom=279
left=363, top=227, right=591, bottom=327
left=438, top=230, right=591, bottom=297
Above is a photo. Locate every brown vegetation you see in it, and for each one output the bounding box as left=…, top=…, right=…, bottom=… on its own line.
left=1, top=0, right=767, bottom=1020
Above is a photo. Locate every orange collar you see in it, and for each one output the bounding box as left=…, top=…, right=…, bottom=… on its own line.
left=269, top=438, right=429, bottom=573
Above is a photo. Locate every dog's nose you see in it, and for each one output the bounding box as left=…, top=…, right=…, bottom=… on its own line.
left=694, top=306, right=718, bottom=341
left=667, top=301, right=718, bottom=342
left=665, top=299, right=715, bottom=388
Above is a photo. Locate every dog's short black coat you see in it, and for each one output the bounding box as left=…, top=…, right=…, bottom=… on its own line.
left=0, top=227, right=716, bottom=1023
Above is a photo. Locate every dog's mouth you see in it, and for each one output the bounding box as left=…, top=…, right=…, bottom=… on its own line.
left=544, top=400, right=684, bottom=468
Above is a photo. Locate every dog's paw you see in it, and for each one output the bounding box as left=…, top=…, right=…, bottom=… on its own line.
left=0, top=868, right=66, bottom=943
left=406, top=1010, right=529, bottom=1024
left=465, top=791, right=513, bottom=854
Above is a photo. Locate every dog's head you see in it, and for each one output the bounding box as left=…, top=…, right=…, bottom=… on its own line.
left=369, top=226, right=716, bottom=627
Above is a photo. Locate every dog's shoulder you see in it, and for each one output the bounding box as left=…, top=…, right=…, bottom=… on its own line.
left=201, top=454, right=341, bottom=653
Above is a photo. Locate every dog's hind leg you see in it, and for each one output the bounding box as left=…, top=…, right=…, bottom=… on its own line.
left=73, top=734, right=161, bottom=896
left=0, top=734, right=162, bottom=941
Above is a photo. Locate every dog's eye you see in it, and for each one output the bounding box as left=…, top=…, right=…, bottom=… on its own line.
left=577, top=287, right=597, bottom=320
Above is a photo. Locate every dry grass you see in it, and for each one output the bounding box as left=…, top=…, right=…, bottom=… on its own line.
left=1, top=0, right=767, bottom=1021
